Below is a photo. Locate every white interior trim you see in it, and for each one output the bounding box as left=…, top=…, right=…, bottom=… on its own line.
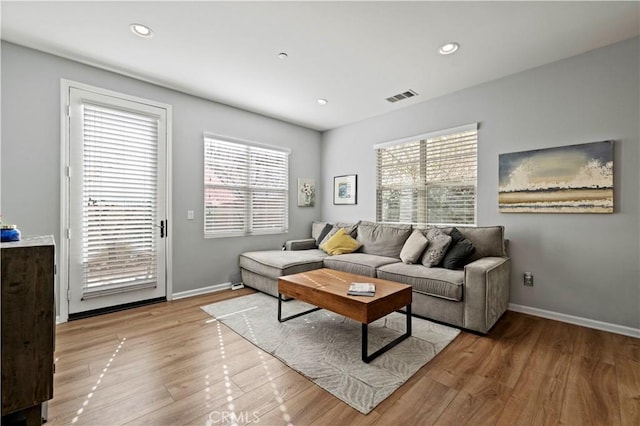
left=373, top=122, right=478, bottom=150
left=59, top=81, right=70, bottom=324
left=509, top=303, right=640, bottom=338
left=165, top=106, right=174, bottom=301
left=58, top=288, right=639, bottom=338
left=203, top=132, right=292, bottom=154
left=172, top=282, right=232, bottom=300
left=59, top=78, right=173, bottom=323
left=57, top=282, right=229, bottom=321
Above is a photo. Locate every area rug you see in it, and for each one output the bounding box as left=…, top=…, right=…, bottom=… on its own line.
left=201, top=292, right=459, bottom=414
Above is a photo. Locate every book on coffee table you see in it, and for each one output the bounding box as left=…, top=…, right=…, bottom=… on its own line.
left=348, top=282, right=376, bottom=297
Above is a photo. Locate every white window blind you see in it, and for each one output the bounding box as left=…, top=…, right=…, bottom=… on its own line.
left=376, top=125, right=477, bottom=226
left=204, top=136, right=289, bottom=237
left=376, top=140, right=426, bottom=224
left=82, top=103, right=159, bottom=298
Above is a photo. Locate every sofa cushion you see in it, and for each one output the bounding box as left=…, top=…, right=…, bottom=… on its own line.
left=421, top=228, right=452, bottom=267
left=441, top=227, right=476, bottom=270
left=376, top=263, right=464, bottom=301
left=400, top=229, right=429, bottom=264
left=443, top=226, right=506, bottom=262
left=320, top=228, right=363, bottom=255
left=356, top=221, right=412, bottom=258
left=240, top=249, right=326, bottom=279
left=323, top=253, right=400, bottom=278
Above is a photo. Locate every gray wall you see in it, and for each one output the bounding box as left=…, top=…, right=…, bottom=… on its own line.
left=1, top=42, right=322, bottom=299
left=321, top=37, right=640, bottom=329
left=3, top=38, right=638, bottom=330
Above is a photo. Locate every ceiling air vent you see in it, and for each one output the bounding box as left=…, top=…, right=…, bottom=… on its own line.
left=386, top=90, right=418, bottom=103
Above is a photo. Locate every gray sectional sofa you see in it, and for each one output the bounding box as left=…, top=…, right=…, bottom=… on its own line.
left=239, top=221, right=510, bottom=334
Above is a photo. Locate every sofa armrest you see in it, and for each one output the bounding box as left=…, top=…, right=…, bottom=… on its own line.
left=463, top=256, right=511, bottom=333
left=284, top=238, right=317, bottom=251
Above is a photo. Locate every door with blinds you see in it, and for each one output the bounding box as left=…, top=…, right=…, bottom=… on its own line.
left=67, top=87, right=168, bottom=314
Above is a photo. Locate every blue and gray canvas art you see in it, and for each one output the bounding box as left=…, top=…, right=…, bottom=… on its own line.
left=498, top=140, right=613, bottom=213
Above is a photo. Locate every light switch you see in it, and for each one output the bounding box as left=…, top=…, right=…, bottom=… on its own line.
left=187, top=210, right=194, bottom=220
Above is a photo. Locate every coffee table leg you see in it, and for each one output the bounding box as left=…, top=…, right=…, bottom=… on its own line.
left=278, top=293, right=321, bottom=322
left=362, top=304, right=412, bottom=363
left=361, top=323, right=368, bottom=362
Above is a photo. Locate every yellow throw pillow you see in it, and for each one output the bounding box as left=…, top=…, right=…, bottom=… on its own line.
left=320, top=228, right=362, bottom=255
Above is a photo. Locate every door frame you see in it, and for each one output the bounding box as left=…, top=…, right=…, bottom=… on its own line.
left=59, top=79, right=173, bottom=323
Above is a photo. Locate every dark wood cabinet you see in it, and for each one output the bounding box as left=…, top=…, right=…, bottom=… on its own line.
left=1, top=236, right=55, bottom=424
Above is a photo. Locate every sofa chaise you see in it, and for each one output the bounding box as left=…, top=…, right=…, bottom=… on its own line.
left=239, top=221, right=510, bottom=334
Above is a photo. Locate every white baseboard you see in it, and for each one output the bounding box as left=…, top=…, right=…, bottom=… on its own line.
left=508, top=303, right=640, bottom=338
left=172, top=282, right=232, bottom=300
left=55, top=283, right=233, bottom=323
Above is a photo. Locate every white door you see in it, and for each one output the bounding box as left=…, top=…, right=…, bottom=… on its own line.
left=67, top=87, right=168, bottom=315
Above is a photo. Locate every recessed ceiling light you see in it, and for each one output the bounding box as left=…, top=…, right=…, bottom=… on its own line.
left=277, top=52, right=289, bottom=59
left=131, top=23, right=153, bottom=38
left=438, top=42, right=459, bottom=55
left=316, top=99, right=328, bottom=105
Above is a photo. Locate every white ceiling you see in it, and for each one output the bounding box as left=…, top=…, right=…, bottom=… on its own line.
left=2, top=1, right=639, bottom=131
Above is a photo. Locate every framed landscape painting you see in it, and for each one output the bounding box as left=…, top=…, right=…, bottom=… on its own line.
left=499, top=141, right=613, bottom=213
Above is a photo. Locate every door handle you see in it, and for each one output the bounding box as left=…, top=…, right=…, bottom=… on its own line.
left=155, top=220, right=165, bottom=238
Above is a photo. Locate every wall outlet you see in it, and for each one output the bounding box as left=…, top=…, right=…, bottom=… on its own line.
left=524, top=272, right=534, bottom=286
left=187, top=210, right=194, bottom=220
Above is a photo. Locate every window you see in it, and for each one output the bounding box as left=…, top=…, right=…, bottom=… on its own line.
left=204, top=135, right=289, bottom=237
left=375, top=123, right=477, bottom=226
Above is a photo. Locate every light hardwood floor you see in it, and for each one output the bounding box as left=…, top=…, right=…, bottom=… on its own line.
left=48, top=289, right=639, bottom=425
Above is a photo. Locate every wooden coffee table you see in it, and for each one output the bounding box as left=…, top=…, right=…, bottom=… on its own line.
left=277, top=268, right=412, bottom=363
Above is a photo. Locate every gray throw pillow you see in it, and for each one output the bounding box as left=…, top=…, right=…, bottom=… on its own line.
left=319, top=226, right=338, bottom=246
left=441, top=227, right=476, bottom=270
left=314, top=223, right=333, bottom=246
left=311, top=221, right=330, bottom=243
left=400, top=229, right=429, bottom=264
left=319, top=222, right=359, bottom=247
left=335, top=222, right=359, bottom=237
left=421, top=228, right=452, bottom=267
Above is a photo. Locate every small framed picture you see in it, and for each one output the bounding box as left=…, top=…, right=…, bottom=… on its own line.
left=333, top=174, right=357, bottom=205
left=297, top=178, right=316, bottom=207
